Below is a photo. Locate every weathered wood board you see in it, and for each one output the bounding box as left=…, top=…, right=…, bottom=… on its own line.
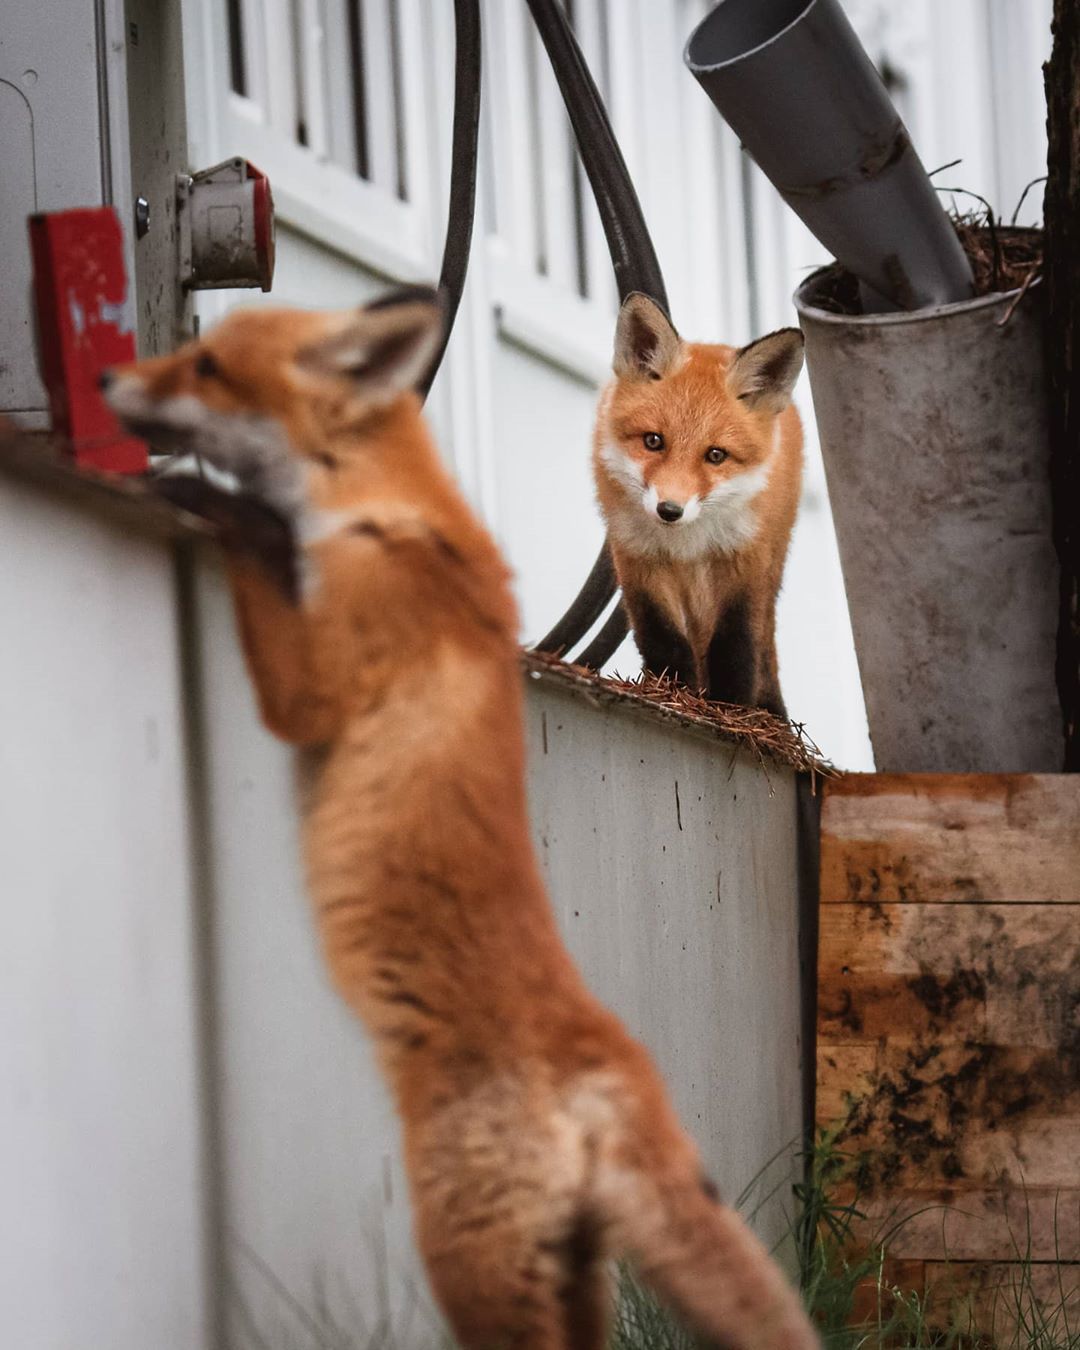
left=817, top=774, right=1080, bottom=1323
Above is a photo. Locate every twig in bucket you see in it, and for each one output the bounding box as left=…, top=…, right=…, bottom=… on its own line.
left=1011, top=175, right=1048, bottom=226
left=952, top=218, right=1042, bottom=297
left=937, top=185, right=1002, bottom=288
left=927, top=158, right=963, bottom=178
left=995, top=265, right=1040, bottom=327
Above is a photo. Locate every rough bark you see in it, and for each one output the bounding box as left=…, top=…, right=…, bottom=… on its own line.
left=1044, top=0, right=1080, bottom=768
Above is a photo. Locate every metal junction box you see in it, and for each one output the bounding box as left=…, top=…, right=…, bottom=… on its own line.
left=177, top=159, right=275, bottom=292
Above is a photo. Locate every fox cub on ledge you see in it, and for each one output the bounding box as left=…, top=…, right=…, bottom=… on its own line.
left=594, top=294, right=804, bottom=717
left=105, top=289, right=817, bottom=1350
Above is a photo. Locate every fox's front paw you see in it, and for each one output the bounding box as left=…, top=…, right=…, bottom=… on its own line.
left=154, top=476, right=299, bottom=600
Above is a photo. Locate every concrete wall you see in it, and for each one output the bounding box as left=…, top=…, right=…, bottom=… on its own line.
left=0, top=476, right=806, bottom=1346
left=0, top=479, right=209, bottom=1350
left=525, top=679, right=807, bottom=1237
left=193, top=560, right=808, bottom=1342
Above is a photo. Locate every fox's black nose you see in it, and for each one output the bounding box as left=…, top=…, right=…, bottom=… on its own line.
left=97, top=370, right=114, bottom=391
left=656, top=500, right=684, bottom=523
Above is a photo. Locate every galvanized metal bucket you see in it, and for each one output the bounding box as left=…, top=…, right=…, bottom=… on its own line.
left=794, top=269, right=1061, bottom=772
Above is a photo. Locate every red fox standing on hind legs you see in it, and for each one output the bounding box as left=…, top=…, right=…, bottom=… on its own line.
left=594, top=294, right=805, bottom=716
left=104, top=288, right=818, bottom=1350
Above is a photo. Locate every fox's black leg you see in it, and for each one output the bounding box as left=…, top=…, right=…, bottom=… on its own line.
left=705, top=596, right=758, bottom=707
left=757, top=671, right=787, bottom=720
left=152, top=476, right=299, bottom=602
left=626, top=591, right=701, bottom=691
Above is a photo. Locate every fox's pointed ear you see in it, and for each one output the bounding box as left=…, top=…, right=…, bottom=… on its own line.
left=726, top=328, right=804, bottom=413
left=298, top=286, right=445, bottom=396
left=613, top=293, right=682, bottom=381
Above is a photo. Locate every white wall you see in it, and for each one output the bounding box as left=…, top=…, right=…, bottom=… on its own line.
left=190, top=556, right=806, bottom=1343
left=0, top=484, right=210, bottom=1350
left=0, top=480, right=807, bottom=1347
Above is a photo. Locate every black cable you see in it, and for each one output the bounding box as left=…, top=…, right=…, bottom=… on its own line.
left=414, top=0, right=665, bottom=671
left=417, top=0, right=482, bottom=401
left=524, top=0, right=668, bottom=311
left=577, top=601, right=629, bottom=671
left=525, top=0, right=668, bottom=666
left=535, top=543, right=619, bottom=657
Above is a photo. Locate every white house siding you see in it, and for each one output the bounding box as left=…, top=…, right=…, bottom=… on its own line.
left=180, top=0, right=1054, bottom=774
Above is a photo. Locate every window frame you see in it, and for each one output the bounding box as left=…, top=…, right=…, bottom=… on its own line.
left=185, top=0, right=435, bottom=282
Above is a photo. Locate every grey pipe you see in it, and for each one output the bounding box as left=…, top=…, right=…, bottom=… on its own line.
left=685, top=0, right=973, bottom=311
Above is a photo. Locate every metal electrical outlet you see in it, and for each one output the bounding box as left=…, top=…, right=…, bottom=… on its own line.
left=177, top=158, right=275, bottom=291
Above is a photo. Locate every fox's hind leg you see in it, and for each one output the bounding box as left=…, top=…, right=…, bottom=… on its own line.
left=421, top=1225, right=610, bottom=1350
left=559, top=1247, right=611, bottom=1350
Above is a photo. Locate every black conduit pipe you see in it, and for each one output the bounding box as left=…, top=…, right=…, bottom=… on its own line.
left=534, top=543, right=620, bottom=660
left=416, top=0, right=666, bottom=670
left=417, top=0, right=482, bottom=401
left=525, top=0, right=668, bottom=309
left=577, top=602, right=630, bottom=671
left=526, top=0, right=668, bottom=667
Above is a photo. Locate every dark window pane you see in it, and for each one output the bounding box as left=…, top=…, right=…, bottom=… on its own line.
left=347, top=1, right=371, bottom=179
left=227, top=0, right=248, bottom=96
left=291, top=0, right=309, bottom=145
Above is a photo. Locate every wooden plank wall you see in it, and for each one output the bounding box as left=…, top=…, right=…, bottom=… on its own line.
left=817, top=775, right=1080, bottom=1328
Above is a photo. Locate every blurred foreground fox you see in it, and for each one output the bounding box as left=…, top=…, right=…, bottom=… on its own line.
left=105, top=289, right=816, bottom=1350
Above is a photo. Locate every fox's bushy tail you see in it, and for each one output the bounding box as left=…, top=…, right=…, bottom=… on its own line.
left=604, top=1163, right=819, bottom=1350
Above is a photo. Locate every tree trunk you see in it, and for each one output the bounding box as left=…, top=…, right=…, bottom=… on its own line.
left=1044, top=0, right=1080, bottom=768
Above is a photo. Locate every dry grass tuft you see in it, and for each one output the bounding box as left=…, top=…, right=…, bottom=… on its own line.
left=952, top=217, right=1043, bottom=297
left=522, top=650, right=834, bottom=780
left=806, top=221, right=1043, bottom=316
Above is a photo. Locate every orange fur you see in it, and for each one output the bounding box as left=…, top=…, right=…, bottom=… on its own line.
left=594, top=296, right=804, bottom=715
left=107, top=293, right=818, bottom=1350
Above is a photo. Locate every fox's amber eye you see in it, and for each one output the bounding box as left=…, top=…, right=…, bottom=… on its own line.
left=643, top=432, right=664, bottom=451
left=704, top=446, right=728, bottom=465
left=194, top=351, right=220, bottom=378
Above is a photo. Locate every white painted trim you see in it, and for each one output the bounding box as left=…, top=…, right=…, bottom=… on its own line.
left=297, top=0, right=330, bottom=160
left=488, top=241, right=610, bottom=386
left=221, top=99, right=432, bottom=278
left=534, top=26, right=579, bottom=293
left=634, top=1, right=685, bottom=315
left=237, top=0, right=270, bottom=111
left=395, top=0, right=436, bottom=224
left=603, top=0, right=645, bottom=195
left=485, top=0, right=540, bottom=269
left=359, top=0, right=399, bottom=197
left=572, top=0, right=616, bottom=311
left=320, top=0, right=359, bottom=172
left=262, top=0, right=298, bottom=138
left=986, top=0, right=1053, bottom=224
left=926, top=0, right=998, bottom=209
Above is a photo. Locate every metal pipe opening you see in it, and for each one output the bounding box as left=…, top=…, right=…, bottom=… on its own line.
left=685, top=0, right=815, bottom=71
